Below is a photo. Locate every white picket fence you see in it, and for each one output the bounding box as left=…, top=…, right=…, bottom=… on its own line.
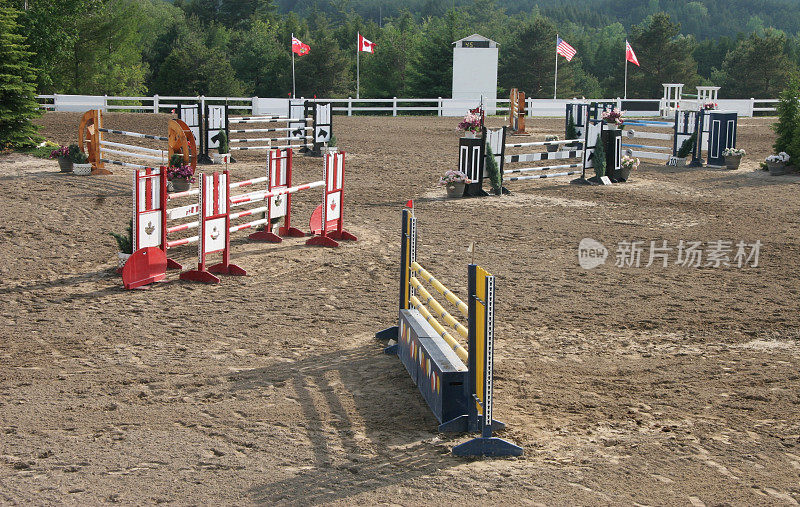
left=35, top=94, right=777, bottom=117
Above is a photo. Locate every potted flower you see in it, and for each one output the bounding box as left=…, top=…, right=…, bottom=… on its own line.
left=458, top=113, right=482, bottom=139
left=619, top=155, right=639, bottom=181
left=765, top=152, right=791, bottom=176
left=110, top=220, right=133, bottom=272
left=167, top=154, right=195, bottom=191
left=601, top=109, right=625, bottom=128
left=702, top=102, right=718, bottom=110
left=439, top=170, right=471, bottom=198
left=50, top=145, right=72, bottom=172
left=722, top=147, right=746, bottom=170
left=212, top=130, right=231, bottom=164
left=71, top=148, right=92, bottom=175
left=545, top=134, right=560, bottom=152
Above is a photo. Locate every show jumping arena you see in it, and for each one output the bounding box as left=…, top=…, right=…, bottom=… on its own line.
left=1, top=111, right=799, bottom=504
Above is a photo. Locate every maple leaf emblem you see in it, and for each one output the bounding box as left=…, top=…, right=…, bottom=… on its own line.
left=145, top=221, right=155, bottom=235
left=329, top=200, right=337, bottom=211
left=210, top=226, right=220, bottom=240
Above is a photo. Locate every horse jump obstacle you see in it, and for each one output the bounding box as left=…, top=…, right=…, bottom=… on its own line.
left=566, top=102, right=738, bottom=168
left=177, top=100, right=333, bottom=162
left=128, top=149, right=355, bottom=287
left=507, top=88, right=526, bottom=135
left=673, top=108, right=738, bottom=167
left=78, top=109, right=196, bottom=175
left=459, top=107, right=611, bottom=194
left=375, top=208, right=523, bottom=457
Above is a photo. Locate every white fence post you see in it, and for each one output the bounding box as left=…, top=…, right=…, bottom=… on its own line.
left=103, top=94, right=108, bottom=112
left=750, top=98, right=755, bottom=117
left=438, top=97, right=442, bottom=117
left=348, top=97, right=352, bottom=116
left=251, top=96, right=257, bottom=115
left=200, top=95, right=205, bottom=115
left=153, top=94, right=159, bottom=113
left=393, top=97, right=397, bottom=117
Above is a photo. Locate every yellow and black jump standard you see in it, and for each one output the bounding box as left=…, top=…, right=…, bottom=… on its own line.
left=376, top=208, right=523, bottom=457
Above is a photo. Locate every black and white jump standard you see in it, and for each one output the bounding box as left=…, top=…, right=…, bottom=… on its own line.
left=177, top=99, right=333, bottom=163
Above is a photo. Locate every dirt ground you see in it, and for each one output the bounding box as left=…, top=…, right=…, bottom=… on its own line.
left=1, top=112, right=799, bottom=505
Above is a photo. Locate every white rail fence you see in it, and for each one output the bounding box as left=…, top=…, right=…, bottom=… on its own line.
left=36, top=94, right=778, bottom=117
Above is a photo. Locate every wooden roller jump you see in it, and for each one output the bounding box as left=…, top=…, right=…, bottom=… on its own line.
left=376, top=208, right=523, bottom=458
left=78, top=109, right=197, bottom=175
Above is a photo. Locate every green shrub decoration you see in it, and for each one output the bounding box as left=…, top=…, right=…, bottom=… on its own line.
left=677, top=132, right=696, bottom=158
left=169, top=153, right=184, bottom=167
left=110, top=220, right=133, bottom=254
left=211, top=130, right=229, bottom=154
left=565, top=116, right=579, bottom=145
left=485, top=144, right=502, bottom=194
left=593, top=133, right=605, bottom=178
left=71, top=149, right=89, bottom=164
left=328, top=134, right=337, bottom=147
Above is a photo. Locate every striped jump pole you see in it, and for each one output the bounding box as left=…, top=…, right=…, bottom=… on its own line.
left=375, top=208, right=522, bottom=457
left=504, top=138, right=583, bottom=149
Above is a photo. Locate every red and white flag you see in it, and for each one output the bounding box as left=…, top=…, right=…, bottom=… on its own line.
left=292, top=36, right=310, bottom=56
left=556, top=36, right=576, bottom=61
left=358, top=33, right=375, bottom=53
left=625, top=40, right=639, bottom=66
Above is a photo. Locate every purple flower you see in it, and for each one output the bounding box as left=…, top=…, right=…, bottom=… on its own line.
left=49, top=145, right=69, bottom=159
left=165, top=163, right=195, bottom=181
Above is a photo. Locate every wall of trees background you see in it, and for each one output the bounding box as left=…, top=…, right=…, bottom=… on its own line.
left=11, top=0, right=800, bottom=100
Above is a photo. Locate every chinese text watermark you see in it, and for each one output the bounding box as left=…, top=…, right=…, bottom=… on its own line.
left=579, top=238, right=761, bottom=269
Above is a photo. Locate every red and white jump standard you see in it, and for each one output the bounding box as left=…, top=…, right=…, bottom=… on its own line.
left=179, top=171, right=246, bottom=283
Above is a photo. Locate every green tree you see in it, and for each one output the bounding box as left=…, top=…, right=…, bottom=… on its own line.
left=230, top=17, right=289, bottom=96
left=627, top=12, right=699, bottom=98
left=406, top=10, right=462, bottom=98
left=294, top=15, right=350, bottom=97
left=772, top=76, right=800, bottom=156
left=16, top=0, right=97, bottom=93
left=499, top=17, right=584, bottom=98
left=72, top=0, right=148, bottom=95
left=150, top=19, right=246, bottom=96
left=719, top=30, right=798, bottom=98
left=360, top=17, right=418, bottom=98
left=0, top=6, right=41, bottom=148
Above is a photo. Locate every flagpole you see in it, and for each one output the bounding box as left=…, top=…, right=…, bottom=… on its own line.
left=624, top=56, right=628, bottom=100
left=291, top=33, right=296, bottom=99
left=357, top=34, right=360, bottom=100
left=554, top=34, right=559, bottom=100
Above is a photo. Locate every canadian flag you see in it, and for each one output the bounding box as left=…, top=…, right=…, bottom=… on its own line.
left=292, top=36, right=310, bottom=56
left=625, top=40, right=640, bottom=67
left=358, top=33, right=375, bottom=53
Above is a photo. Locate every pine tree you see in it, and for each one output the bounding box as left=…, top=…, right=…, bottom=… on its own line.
left=0, top=6, right=42, bottom=149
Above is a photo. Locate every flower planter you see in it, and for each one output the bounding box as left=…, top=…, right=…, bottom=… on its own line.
left=72, top=163, right=92, bottom=175
left=767, top=161, right=790, bottom=176
left=170, top=178, right=191, bottom=192
left=57, top=157, right=73, bottom=173
left=724, top=155, right=742, bottom=170
left=546, top=143, right=560, bottom=152
left=446, top=182, right=466, bottom=198
left=213, top=153, right=231, bottom=164
left=619, top=166, right=633, bottom=181
left=462, top=131, right=478, bottom=139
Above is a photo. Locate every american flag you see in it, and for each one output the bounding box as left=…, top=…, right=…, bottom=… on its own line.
left=556, top=36, right=576, bottom=61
